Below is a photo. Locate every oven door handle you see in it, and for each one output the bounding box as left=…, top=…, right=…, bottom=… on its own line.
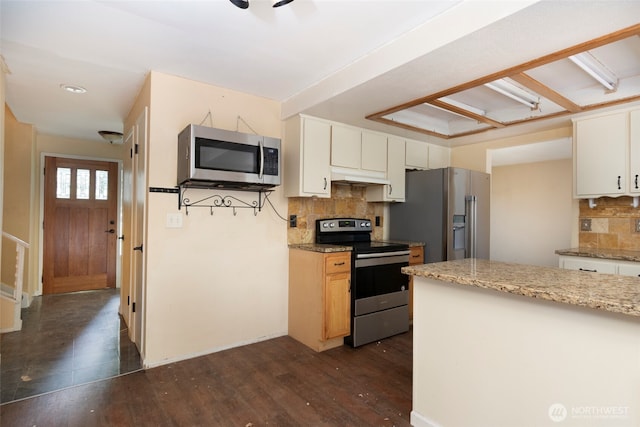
left=356, top=250, right=410, bottom=259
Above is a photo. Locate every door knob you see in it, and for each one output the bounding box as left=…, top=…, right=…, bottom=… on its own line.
left=133, top=244, right=143, bottom=252
left=105, top=229, right=115, bottom=234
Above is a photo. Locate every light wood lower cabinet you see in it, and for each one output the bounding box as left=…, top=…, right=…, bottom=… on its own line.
left=289, top=249, right=351, bottom=352
left=408, top=245, right=425, bottom=320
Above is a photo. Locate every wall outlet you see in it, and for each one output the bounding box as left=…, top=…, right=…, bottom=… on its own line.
left=375, top=216, right=381, bottom=226
left=636, top=218, right=640, bottom=233
left=580, top=218, right=591, bottom=232
left=166, top=213, right=183, bottom=228
left=289, top=214, right=297, bottom=228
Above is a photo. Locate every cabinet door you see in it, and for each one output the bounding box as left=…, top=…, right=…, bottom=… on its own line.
left=386, top=136, right=406, bottom=201
left=324, top=272, right=351, bottom=340
left=302, top=118, right=331, bottom=196
left=361, top=131, right=387, bottom=172
left=560, top=257, right=617, bottom=274
left=575, top=112, right=628, bottom=197
left=331, top=124, right=361, bottom=169
left=405, top=140, right=429, bottom=169
left=428, top=144, right=451, bottom=169
left=630, top=109, right=640, bottom=194
left=617, top=263, right=640, bottom=277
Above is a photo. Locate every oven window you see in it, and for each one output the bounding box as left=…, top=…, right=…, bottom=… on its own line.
left=354, top=262, right=409, bottom=299
left=195, top=138, right=259, bottom=174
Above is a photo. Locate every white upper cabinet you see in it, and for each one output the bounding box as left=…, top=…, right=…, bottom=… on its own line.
left=366, top=136, right=406, bottom=202
left=630, top=109, right=640, bottom=194
left=331, top=124, right=361, bottom=169
left=574, top=111, right=630, bottom=198
left=428, top=144, right=451, bottom=169
left=331, top=125, right=387, bottom=173
left=405, top=139, right=450, bottom=170
left=284, top=115, right=331, bottom=198
left=361, top=131, right=387, bottom=172
left=406, top=140, right=429, bottom=169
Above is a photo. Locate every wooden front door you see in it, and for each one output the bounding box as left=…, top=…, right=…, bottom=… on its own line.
left=43, top=156, right=118, bottom=294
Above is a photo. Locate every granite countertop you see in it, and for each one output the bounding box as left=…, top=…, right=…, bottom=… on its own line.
left=555, top=247, right=640, bottom=262
left=403, top=258, right=640, bottom=318
left=289, top=240, right=424, bottom=253
left=288, top=244, right=352, bottom=253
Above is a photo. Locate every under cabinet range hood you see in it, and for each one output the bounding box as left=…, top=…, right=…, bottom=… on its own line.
left=177, top=124, right=281, bottom=190
left=330, top=166, right=391, bottom=186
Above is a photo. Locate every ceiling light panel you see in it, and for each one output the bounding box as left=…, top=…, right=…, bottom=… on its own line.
left=568, top=52, right=618, bottom=91
left=367, top=27, right=640, bottom=140
left=441, top=85, right=552, bottom=122
left=384, top=103, right=491, bottom=137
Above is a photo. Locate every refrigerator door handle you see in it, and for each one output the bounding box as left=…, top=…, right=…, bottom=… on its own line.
left=465, top=195, right=477, bottom=258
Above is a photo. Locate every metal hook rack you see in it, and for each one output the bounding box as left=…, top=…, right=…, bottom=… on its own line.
left=178, top=186, right=270, bottom=216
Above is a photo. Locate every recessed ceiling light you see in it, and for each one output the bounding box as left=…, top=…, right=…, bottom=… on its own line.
left=60, top=83, right=87, bottom=94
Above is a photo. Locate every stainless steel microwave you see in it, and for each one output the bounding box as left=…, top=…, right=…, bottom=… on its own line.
left=177, top=124, right=281, bottom=190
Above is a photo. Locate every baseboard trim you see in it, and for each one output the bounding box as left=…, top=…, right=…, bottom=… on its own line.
left=411, top=410, right=442, bottom=427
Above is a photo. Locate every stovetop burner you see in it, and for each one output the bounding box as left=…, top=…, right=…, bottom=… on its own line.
left=315, top=218, right=409, bottom=254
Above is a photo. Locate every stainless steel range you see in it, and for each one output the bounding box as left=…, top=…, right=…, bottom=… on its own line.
left=316, top=218, right=410, bottom=347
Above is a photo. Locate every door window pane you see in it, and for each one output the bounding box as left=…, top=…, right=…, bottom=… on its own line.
left=56, top=168, right=71, bottom=199
left=77, top=169, right=90, bottom=199
left=96, top=170, right=108, bottom=200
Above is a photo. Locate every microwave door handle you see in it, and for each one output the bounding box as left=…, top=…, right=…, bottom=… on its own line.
left=258, top=140, right=264, bottom=179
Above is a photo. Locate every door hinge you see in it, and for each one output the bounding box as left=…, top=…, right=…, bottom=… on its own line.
left=132, top=302, right=136, bottom=313
left=134, top=143, right=139, bottom=155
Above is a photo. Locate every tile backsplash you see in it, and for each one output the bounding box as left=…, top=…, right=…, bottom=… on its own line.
left=579, top=196, right=640, bottom=250
left=287, top=183, right=385, bottom=244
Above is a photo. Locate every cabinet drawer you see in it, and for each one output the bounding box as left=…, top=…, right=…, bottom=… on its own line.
left=617, top=263, right=640, bottom=277
left=409, top=246, right=424, bottom=265
left=325, top=254, right=351, bottom=274
left=561, top=257, right=617, bottom=274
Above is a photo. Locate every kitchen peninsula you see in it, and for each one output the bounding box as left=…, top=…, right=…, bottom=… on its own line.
left=404, top=259, right=640, bottom=427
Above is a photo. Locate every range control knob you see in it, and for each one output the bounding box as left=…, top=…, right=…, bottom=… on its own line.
left=329, top=222, right=335, bottom=228
left=322, top=223, right=329, bottom=228
left=366, top=222, right=371, bottom=227
left=360, top=222, right=367, bottom=227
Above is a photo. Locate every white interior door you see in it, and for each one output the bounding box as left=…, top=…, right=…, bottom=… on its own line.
left=120, top=129, right=134, bottom=327
left=131, top=107, right=148, bottom=356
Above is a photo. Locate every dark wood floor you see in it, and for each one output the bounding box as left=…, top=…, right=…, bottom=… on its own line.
left=1, top=328, right=413, bottom=426
left=0, top=289, right=141, bottom=403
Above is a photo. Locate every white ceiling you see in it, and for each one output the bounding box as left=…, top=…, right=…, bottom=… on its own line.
left=2, top=0, right=640, bottom=149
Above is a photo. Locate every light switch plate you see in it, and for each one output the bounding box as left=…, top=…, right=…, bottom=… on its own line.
left=580, top=218, right=591, bottom=232
left=166, top=213, right=183, bottom=228
left=636, top=218, right=640, bottom=233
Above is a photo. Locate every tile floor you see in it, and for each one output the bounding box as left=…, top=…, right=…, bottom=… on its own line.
left=0, top=288, right=141, bottom=404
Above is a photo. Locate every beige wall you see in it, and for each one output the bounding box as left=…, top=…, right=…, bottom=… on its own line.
left=137, top=72, right=288, bottom=367
left=451, top=126, right=573, bottom=173
left=2, top=108, right=33, bottom=294
left=491, top=159, right=575, bottom=267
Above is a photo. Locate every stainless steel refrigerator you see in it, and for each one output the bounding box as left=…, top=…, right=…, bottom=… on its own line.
left=389, top=167, right=490, bottom=263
